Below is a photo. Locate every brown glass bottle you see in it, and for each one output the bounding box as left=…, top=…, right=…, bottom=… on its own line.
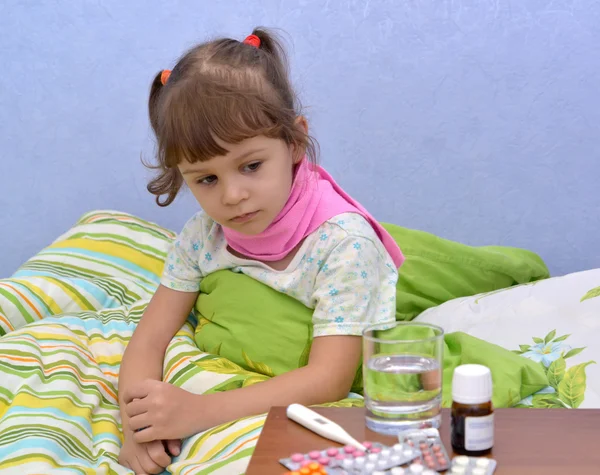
left=451, top=364, right=494, bottom=456
left=451, top=400, right=494, bottom=456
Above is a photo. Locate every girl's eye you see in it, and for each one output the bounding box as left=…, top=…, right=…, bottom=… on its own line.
left=197, top=175, right=217, bottom=185
left=243, top=162, right=262, bottom=173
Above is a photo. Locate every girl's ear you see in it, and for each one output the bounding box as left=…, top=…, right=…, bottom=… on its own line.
left=292, top=116, right=309, bottom=164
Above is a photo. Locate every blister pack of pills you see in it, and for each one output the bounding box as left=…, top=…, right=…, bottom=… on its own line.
left=397, top=428, right=451, bottom=472
left=279, top=441, right=421, bottom=474
left=282, top=461, right=328, bottom=475
left=386, top=464, right=440, bottom=474
left=448, top=456, right=497, bottom=474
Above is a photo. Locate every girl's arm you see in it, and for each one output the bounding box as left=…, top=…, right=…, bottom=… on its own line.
left=192, top=334, right=362, bottom=422
left=119, top=210, right=205, bottom=424
left=118, top=285, right=198, bottom=437
left=125, top=335, right=362, bottom=442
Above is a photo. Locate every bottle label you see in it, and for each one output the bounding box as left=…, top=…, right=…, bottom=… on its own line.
left=465, top=413, right=494, bottom=451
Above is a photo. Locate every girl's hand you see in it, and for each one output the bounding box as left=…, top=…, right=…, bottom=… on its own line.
left=118, top=436, right=180, bottom=474
left=124, top=336, right=364, bottom=444
left=124, top=380, right=203, bottom=443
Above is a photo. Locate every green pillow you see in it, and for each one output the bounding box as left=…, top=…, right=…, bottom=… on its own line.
left=382, top=224, right=549, bottom=321
left=195, top=270, right=313, bottom=374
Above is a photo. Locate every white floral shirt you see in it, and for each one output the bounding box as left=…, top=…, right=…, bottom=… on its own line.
left=161, top=212, right=398, bottom=337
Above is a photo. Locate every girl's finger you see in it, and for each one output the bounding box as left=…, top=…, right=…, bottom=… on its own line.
left=125, top=398, right=148, bottom=418
left=166, top=438, right=182, bottom=456
left=123, top=381, right=151, bottom=404
left=133, top=425, right=158, bottom=444
left=129, top=413, right=151, bottom=432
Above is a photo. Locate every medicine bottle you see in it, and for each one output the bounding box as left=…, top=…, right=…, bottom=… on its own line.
left=450, top=364, right=494, bottom=456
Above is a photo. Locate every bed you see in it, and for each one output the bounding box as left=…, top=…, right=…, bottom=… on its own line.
left=0, top=210, right=597, bottom=474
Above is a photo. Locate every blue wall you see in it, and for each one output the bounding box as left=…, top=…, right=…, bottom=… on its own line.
left=1, top=0, right=598, bottom=277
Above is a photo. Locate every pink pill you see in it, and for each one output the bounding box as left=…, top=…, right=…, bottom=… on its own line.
left=419, top=442, right=428, bottom=450
left=318, top=457, right=330, bottom=466
left=344, top=445, right=356, bottom=454
left=362, top=441, right=373, bottom=449
left=371, top=447, right=381, bottom=454
left=301, top=460, right=312, bottom=467
left=432, top=445, right=442, bottom=453
left=290, top=453, right=305, bottom=463
left=308, top=451, right=320, bottom=460
left=354, top=451, right=365, bottom=457
left=335, top=454, right=346, bottom=460
left=326, top=448, right=338, bottom=457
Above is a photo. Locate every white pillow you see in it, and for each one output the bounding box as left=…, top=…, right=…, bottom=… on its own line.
left=416, top=269, right=600, bottom=408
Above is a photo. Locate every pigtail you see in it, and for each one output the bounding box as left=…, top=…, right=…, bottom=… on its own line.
left=148, top=71, right=164, bottom=137
left=145, top=71, right=184, bottom=207
left=250, top=27, right=289, bottom=70
left=247, top=28, right=297, bottom=118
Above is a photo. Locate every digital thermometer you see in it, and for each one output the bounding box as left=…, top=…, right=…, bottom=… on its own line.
left=286, top=403, right=369, bottom=452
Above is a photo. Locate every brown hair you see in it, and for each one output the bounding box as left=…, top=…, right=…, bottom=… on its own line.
left=146, top=27, right=318, bottom=206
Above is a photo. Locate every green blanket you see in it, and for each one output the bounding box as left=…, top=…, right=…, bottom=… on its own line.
left=382, top=223, right=550, bottom=321
left=195, top=222, right=550, bottom=404
left=195, top=270, right=548, bottom=406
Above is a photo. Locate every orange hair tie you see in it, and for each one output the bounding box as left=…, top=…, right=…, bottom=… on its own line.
left=243, top=34, right=261, bottom=48
left=160, top=69, right=171, bottom=85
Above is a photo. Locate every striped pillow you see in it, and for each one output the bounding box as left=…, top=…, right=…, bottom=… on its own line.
left=0, top=210, right=174, bottom=334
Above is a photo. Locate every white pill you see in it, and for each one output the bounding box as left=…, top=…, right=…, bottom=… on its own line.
left=409, top=464, right=424, bottom=474
left=403, top=449, right=414, bottom=457
left=381, top=449, right=391, bottom=457
left=390, top=454, right=401, bottom=464
left=377, top=459, right=388, bottom=468
left=476, top=458, right=490, bottom=467
left=365, top=462, right=376, bottom=472
left=454, top=456, right=470, bottom=466
left=393, top=443, right=404, bottom=452
left=390, top=468, right=406, bottom=475
left=472, top=469, right=487, bottom=475
left=451, top=467, right=466, bottom=474
left=422, top=428, right=440, bottom=437
left=354, top=456, right=366, bottom=466
left=368, top=453, right=379, bottom=462
left=342, top=458, right=354, bottom=468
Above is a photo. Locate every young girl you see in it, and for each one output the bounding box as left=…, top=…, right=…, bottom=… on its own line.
left=118, top=28, right=404, bottom=474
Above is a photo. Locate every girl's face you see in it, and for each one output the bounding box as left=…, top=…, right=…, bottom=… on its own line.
left=178, top=135, right=300, bottom=235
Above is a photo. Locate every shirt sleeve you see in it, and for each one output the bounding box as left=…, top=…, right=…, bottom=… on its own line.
left=160, top=214, right=204, bottom=292
left=310, top=236, right=398, bottom=337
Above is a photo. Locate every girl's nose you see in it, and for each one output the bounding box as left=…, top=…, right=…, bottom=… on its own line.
left=221, top=180, right=249, bottom=206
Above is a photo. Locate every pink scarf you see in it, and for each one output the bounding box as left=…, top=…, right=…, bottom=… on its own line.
left=223, top=159, right=404, bottom=268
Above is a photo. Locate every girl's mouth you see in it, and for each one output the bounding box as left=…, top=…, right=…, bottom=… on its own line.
left=230, top=211, right=259, bottom=223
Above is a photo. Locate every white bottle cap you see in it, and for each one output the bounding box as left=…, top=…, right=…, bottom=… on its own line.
left=452, top=364, right=493, bottom=404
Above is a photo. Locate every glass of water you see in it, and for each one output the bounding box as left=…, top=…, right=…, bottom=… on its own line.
left=363, top=321, right=444, bottom=435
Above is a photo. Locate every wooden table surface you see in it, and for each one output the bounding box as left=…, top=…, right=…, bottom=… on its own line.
left=246, top=407, right=600, bottom=475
